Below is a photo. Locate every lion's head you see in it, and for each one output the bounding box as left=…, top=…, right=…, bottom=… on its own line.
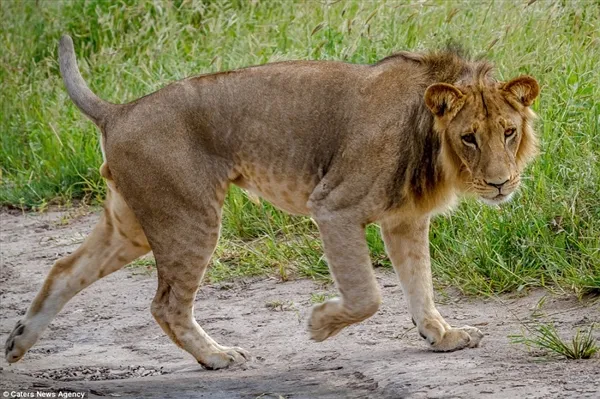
left=424, top=70, right=540, bottom=205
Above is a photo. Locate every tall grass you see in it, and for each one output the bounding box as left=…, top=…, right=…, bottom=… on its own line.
left=1, top=0, right=598, bottom=294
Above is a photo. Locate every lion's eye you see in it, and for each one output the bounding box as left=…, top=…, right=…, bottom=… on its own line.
left=505, top=127, right=516, bottom=139
left=461, top=133, right=477, bottom=147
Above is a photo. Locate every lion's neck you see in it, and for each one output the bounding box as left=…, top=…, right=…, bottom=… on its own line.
left=390, top=102, right=463, bottom=215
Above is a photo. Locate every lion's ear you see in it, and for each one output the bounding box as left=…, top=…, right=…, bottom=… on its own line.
left=424, top=83, right=465, bottom=118
left=501, top=76, right=539, bottom=107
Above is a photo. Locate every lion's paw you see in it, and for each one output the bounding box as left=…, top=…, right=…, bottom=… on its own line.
left=199, top=346, right=250, bottom=370
left=308, top=299, right=351, bottom=342
left=430, top=325, right=483, bottom=352
left=5, top=320, right=38, bottom=363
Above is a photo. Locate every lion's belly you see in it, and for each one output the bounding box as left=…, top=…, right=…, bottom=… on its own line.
left=232, top=172, right=315, bottom=216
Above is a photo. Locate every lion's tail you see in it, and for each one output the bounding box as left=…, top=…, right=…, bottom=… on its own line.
left=59, top=35, right=116, bottom=126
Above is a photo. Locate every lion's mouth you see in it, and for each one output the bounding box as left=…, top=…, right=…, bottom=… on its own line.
left=479, top=192, right=513, bottom=206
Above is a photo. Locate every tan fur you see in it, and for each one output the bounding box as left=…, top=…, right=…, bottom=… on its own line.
left=5, top=36, right=539, bottom=368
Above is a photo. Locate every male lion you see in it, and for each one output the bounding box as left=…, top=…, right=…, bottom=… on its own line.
left=5, top=35, right=539, bottom=369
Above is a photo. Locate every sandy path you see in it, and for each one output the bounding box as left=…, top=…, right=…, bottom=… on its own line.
left=1, top=209, right=598, bottom=398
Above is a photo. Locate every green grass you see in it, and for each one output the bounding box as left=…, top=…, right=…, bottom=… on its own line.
left=510, top=323, right=598, bottom=360
left=1, top=0, right=599, bottom=295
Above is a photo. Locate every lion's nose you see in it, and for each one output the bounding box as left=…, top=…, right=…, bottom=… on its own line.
left=485, top=178, right=509, bottom=189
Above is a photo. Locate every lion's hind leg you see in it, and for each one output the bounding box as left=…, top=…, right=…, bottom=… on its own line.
left=5, top=185, right=151, bottom=363
left=145, top=192, right=249, bottom=370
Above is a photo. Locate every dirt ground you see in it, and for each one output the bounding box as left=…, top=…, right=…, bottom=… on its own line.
left=1, top=209, right=599, bottom=398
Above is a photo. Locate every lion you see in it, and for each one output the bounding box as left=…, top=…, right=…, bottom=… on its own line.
left=5, top=35, right=539, bottom=369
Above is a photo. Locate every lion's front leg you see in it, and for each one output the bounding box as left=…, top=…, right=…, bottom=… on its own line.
left=308, top=215, right=382, bottom=342
left=380, top=215, right=483, bottom=351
